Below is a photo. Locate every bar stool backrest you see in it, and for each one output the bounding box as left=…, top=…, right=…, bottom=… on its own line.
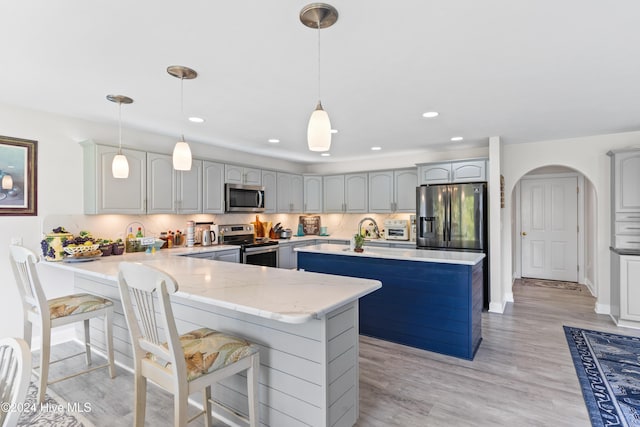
left=0, top=337, right=31, bottom=427
left=117, top=262, right=186, bottom=380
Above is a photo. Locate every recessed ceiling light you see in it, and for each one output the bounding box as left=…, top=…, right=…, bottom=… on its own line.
left=321, top=153, right=331, bottom=157
left=422, top=111, right=439, bottom=118
left=268, top=138, right=280, bottom=144
left=451, top=136, right=463, bottom=141
left=371, top=146, right=382, bottom=151
left=188, top=116, right=205, bottom=123
left=330, top=129, right=338, bottom=134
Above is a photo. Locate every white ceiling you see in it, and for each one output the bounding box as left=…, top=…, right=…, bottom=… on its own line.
left=2, top=1, right=640, bottom=164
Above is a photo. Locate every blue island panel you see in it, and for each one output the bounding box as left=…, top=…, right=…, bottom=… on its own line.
left=298, top=252, right=482, bottom=360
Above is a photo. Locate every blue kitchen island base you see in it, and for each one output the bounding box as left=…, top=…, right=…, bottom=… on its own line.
left=298, top=250, right=483, bottom=360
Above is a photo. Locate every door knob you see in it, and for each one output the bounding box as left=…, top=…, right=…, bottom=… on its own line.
left=521, top=231, right=527, bottom=236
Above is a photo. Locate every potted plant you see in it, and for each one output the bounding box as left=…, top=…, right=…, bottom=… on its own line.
left=353, top=233, right=365, bottom=253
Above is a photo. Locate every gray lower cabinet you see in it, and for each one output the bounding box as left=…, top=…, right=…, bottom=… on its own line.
left=183, top=248, right=240, bottom=263
left=279, top=240, right=317, bottom=269
left=611, top=251, right=640, bottom=328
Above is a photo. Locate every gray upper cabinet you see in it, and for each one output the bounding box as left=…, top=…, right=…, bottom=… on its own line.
left=613, top=150, right=640, bottom=213
left=81, top=141, right=147, bottom=215
left=147, top=154, right=203, bottom=214
left=419, top=163, right=451, bottom=184
left=394, top=169, right=418, bottom=212
left=451, top=160, right=486, bottom=182
left=368, top=171, right=394, bottom=213
left=225, top=164, right=262, bottom=185
left=304, top=175, right=323, bottom=213
left=345, top=174, right=368, bottom=213
left=369, top=169, right=417, bottom=213
left=176, top=160, right=203, bottom=214
left=147, top=153, right=177, bottom=214
left=262, top=170, right=278, bottom=213
left=277, top=172, right=303, bottom=213
left=323, top=174, right=368, bottom=213
left=609, top=149, right=640, bottom=250
left=323, top=175, right=345, bottom=212
left=418, top=159, right=487, bottom=185
left=203, top=160, right=225, bottom=214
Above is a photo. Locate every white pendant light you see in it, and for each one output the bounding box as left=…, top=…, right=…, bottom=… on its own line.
left=307, top=101, right=332, bottom=151
left=167, top=65, right=197, bottom=171
left=173, top=136, right=192, bottom=170
left=107, top=94, right=133, bottom=179
left=301, top=3, right=338, bottom=152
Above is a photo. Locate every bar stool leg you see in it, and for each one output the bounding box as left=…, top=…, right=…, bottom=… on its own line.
left=248, top=353, right=259, bottom=427
left=105, top=308, right=115, bottom=378
left=84, top=319, right=92, bottom=366
left=203, top=386, right=212, bottom=427
left=38, top=323, right=51, bottom=404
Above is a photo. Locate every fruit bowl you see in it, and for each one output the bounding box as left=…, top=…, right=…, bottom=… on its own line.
left=64, top=244, right=99, bottom=255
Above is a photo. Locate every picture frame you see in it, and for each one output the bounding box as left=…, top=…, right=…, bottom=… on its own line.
left=0, top=135, right=37, bottom=216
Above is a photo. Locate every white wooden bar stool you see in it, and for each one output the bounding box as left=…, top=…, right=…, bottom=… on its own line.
left=117, top=262, right=260, bottom=427
left=9, top=245, right=115, bottom=404
left=0, top=337, right=31, bottom=427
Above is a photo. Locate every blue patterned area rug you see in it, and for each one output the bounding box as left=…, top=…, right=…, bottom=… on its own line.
left=564, top=326, right=640, bottom=426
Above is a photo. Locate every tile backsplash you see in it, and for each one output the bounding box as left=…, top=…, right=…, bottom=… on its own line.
left=42, top=212, right=413, bottom=242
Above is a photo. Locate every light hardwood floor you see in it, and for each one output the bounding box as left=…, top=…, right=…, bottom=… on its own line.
left=40, top=279, right=639, bottom=426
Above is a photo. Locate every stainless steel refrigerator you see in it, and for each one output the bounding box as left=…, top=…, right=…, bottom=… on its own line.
left=416, top=182, right=489, bottom=307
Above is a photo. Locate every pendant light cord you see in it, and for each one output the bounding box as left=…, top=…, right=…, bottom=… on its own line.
left=117, top=101, right=123, bottom=154
left=317, top=20, right=322, bottom=102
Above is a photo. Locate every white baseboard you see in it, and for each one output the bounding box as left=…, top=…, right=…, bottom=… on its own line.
left=584, top=277, right=596, bottom=296
left=489, top=300, right=506, bottom=313
left=505, top=292, right=514, bottom=303
left=595, top=303, right=610, bottom=315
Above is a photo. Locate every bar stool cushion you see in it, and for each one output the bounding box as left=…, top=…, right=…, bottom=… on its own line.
left=49, top=293, right=114, bottom=319
left=148, top=327, right=259, bottom=381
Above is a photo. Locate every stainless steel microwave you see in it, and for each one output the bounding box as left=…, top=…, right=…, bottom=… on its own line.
left=225, top=184, right=265, bottom=212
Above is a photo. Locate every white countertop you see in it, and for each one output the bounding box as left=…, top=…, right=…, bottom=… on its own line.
left=43, top=249, right=381, bottom=324
left=280, top=234, right=417, bottom=246
left=295, top=244, right=485, bottom=265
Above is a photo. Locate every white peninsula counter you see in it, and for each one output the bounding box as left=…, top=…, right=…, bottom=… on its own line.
left=43, top=250, right=381, bottom=427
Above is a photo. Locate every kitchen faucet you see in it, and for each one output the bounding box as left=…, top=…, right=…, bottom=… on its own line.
left=357, top=217, right=381, bottom=239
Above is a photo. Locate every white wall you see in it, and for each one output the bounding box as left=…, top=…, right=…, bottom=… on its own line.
left=501, top=131, right=640, bottom=315
left=0, top=102, right=303, bottom=340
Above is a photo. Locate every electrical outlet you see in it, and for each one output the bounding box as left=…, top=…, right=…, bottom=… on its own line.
left=10, top=237, right=22, bottom=245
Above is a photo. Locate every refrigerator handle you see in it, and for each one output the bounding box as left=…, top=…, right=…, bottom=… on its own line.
left=444, top=187, right=450, bottom=242
left=447, top=187, right=453, bottom=242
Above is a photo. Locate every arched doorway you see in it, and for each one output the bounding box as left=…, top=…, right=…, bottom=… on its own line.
left=511, top=165, right=598, bottom=296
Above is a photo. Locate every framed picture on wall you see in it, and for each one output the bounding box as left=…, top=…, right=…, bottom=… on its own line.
left=0, top=136, right=37, bottom=216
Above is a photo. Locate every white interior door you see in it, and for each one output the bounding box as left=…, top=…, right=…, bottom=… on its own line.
left=521, top=176, right=578, bottom=281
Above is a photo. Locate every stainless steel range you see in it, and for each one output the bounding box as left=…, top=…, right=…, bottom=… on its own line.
left=218, top=224, right=279, bottom=267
